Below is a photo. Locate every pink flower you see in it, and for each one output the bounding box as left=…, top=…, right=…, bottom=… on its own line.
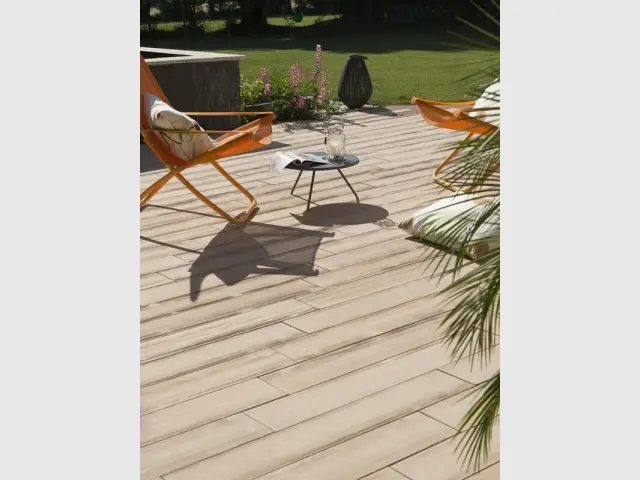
left=302, top=71, right=309, bottom=77
left=264, top=83, right=271, bottom=95
left=318, top=71, right=327, bottom=101
left=295, top=96, right=305, bottom=108
left=289, top=64, right=299, bottom=87
left=313, top=44, right=322, bottom=83
left=260, top=67, right=269, bottom=85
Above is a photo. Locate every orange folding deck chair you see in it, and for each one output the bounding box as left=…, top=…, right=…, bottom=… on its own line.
left=140, top=55, right=275, bottom=224
left=411, top=93, right=499, bottom=193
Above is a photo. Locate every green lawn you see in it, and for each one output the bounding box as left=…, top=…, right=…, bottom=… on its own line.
left=142, top=16, right=498, bottom=105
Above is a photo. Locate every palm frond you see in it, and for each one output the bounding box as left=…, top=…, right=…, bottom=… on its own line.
left=447, top=30, right=497, bottom=50
left=455, top=373, right=500, bottom=472
left=438, top=250, right=499, bottom=364
left=440, top=131, right=500, bottom=195
left=455, top=64, right=500, bottom=85
left=469, top=0, right=501, bottom=28
left=418, top=1, right=501, bottom=470
left=423, top=129, right=500, bottom=468
left=455, top=17, right=500, bottom=43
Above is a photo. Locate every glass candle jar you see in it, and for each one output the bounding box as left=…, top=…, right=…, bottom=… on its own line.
left=325, top=125, right=345, bottom=160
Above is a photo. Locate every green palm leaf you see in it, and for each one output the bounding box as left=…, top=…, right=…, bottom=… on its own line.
left=418, top=1, right=500, bottom=472
left=456, top=373, right=500, bottom=472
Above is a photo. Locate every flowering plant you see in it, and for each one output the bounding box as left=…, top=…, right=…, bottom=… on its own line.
left=240, top=44, right=342, bottom=121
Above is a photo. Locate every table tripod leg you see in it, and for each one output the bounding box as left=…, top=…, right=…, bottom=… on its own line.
left=307, top=171, right=316, bottom=210
left=290, top=171, right=303, bottom=195
left=338, top=169, right=359, bottom=203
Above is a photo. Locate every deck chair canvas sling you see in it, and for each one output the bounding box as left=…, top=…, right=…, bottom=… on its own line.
left=411, top=82, right=499, bottom=193
left=140, top=54, right=275, bottom=224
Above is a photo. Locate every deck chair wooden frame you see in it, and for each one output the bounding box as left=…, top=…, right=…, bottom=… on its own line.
left=411, top=97, right=499, bottom=193
left=140, top=55, right=275, bottom=224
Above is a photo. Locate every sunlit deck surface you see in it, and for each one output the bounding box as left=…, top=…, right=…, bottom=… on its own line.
left=140, top=106, right=500, bottom=480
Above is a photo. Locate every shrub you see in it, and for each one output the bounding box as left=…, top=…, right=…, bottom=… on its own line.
left=240, top=45, right=343, bottom=122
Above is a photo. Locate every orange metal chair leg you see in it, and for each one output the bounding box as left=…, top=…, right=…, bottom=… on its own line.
left=173, top=172, right=238, bottom=223
left=209, top=160, right=257, bottom=221
left=433, top=133, right=473, bottom=193
left=433, top=133, right=499, bottom=194
left=171, top=160, right=257, bottom=225
left=140, top=159, right=257, bottom=224
left=140, top=171, right=176, bottom=209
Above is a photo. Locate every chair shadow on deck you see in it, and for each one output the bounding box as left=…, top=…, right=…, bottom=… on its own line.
left=188, top=221, right=335, bottom=301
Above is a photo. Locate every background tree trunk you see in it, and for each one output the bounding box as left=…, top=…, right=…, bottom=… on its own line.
left=239, top=0, right=267, bottom=32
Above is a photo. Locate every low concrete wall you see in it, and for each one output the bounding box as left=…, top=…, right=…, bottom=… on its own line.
left=141, top=47, right=246, bottom=132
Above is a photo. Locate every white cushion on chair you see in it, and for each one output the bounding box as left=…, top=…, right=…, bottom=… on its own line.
left=144, top=93, right=217, bottom=161
left=469, top=80, right=500, bottom=126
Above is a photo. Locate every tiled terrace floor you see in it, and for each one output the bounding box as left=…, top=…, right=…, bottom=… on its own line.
left=140, top=106, right=500, bottom=480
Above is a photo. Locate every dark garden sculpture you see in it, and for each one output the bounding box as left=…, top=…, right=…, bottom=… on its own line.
left=338, top=55, right=373, bottom=109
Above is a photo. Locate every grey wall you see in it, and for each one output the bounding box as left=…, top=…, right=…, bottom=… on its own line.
left=149, top=61, right=241, bottom=132
left=142, top=51, right=243, bottom=132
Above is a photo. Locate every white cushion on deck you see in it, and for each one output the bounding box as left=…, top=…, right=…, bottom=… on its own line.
left=399, top=194, right=499, bottom=259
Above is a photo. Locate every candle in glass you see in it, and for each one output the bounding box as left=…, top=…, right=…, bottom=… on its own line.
left=325, top=125, right=345, bottom=160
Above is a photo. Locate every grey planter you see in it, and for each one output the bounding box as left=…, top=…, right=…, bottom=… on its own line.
left=338, top=55, right=373, bottom=109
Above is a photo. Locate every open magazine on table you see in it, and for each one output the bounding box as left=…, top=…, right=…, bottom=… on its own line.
left=269, top=152, right=330, bottom=174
